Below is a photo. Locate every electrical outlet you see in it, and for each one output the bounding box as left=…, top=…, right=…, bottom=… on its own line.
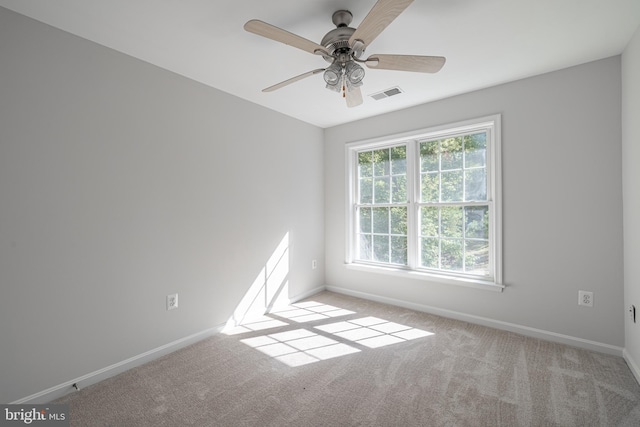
left=312, top=259, right=317, bottom=270
left=630, top=305, right=636, bottom=323
left=578, top=290, right=593, bottom=307
left=167, top=293, right=178, bottom=310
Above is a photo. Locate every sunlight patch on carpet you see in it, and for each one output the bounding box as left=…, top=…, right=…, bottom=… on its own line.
left=270, top=301, right=356, bottom=323
left=317, top=317, right=434, bottom=349
left=233, top=301, right=434, bottom=366
left=240, top=328, right=360, bottom=367
left=222, top=316, right=289, bottom=335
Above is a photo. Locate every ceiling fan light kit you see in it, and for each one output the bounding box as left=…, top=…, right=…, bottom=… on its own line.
left=345, top=62, right=365, bottom=84
left=244, top=0, right=446, bottom=108
left=323, top=62, right=342, bottom=86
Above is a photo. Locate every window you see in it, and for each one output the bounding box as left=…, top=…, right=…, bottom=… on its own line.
left=346, top=115, right=502, bottom=289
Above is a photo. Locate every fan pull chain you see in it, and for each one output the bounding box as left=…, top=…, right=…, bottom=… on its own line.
left=342, top=84, right=346, bottom=98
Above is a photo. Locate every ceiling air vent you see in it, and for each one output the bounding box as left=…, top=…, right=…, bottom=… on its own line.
left=370, top=87, right=403, bottom=101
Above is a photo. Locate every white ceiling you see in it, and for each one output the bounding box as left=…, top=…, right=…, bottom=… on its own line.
left=1, top=0, right=638, bottom=128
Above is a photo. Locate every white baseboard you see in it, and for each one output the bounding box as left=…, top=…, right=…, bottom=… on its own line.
left=326, top=285, right=624, bottom=357
left=13, top=287, right=327, bottom=404
left=15, top=284, right=622, bottom=404
left=11, top=324, right=225, bottom=404
left=289, top=285, right=326, bottom=303
left=623, top=349, right=640, bottom=385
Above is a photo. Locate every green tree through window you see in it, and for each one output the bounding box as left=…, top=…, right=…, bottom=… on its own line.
left=417, top=132, right=489, bottom=275
left=357, top=146, right=408, bottom=265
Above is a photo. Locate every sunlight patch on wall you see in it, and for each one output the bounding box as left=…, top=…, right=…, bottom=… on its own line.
left=225, top=233, right=290, bottom=330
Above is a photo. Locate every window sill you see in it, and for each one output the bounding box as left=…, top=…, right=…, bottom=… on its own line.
left=344, top=262, right=505, bottom=292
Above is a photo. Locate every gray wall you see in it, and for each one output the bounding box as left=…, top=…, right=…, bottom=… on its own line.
left=324, top=57, right=624, bottom=348
left=623, top=27, right=640, bottom=374
left=0, top=4, right=633, bottom=405
left=0, top=8, right=324, bottom=403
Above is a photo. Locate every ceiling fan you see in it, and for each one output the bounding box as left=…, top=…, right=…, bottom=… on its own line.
left=244, top=0, right=446, bottom=108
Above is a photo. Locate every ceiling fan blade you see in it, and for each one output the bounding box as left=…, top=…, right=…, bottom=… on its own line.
left=365, top=54, right=446, bottom=73
left=345, top=86, right=363, bottom=108
left=262, top=69, right=325, bottom=92
left=349, top=0, right=414, bottom=48
left=245, top=20, right=328, bottom=56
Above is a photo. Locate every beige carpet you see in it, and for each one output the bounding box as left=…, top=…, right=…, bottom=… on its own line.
left=56, top=291, right=640, bottom=426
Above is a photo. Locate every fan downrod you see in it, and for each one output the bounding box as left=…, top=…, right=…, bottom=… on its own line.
left=331, top=10, right=353, bottom=27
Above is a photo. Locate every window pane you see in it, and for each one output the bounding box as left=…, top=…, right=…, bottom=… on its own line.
left=392, top=175, right=407, bottom=203
left=373, top=235, right=389, bottom=262
left=359, top=177, right=373, bottom=204
left=441, top=170, right=463, bottom=201
left=358, top=152, right=373, bottom=177
left=359, top=234, right=372, bottom=260
left=391, top=146, right=406, bottom=175
left=465, top=240, right=489, bottom=275
left=465, top=206, right=489, bottom=239
left=465, top=168, right=487, bottom=201
left=464, top=133, right=487, bottom=168
left=420, top=207, right=439, bottom=237
left=421, top=173, right=439, bottom=203
left=441, top=207, right=463, bottom=238
left=391, top=236, right=407, bottom=265
left=390, top=207, right=407, bottom=235
left=374, top=177, right=390, bottom=203
left=420, top=238, right=439, bottom=269
left=420, top=140, right=439, bottom=172
left=359, top=208, right=372, bottom=233
left=373, top=149, right=390, bottom=176
left=372, top=208, right=389, bottom=234
left=441, top=137, right=464, bottom=170
left=441, top=239, right=463, bottom=271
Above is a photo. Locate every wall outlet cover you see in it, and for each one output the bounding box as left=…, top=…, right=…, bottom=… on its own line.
left=167, top=293, right=178, bottom=310
left=578, top=290, right=593, bottom=307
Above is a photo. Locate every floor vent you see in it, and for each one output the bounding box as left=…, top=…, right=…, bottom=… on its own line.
left=370, top=86, right=403, bottom=100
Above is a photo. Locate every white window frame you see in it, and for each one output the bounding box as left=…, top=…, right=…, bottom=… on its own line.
left=345, top=115, right=503, bottom=291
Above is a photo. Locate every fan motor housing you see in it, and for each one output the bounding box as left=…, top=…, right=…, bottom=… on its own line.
left=321, top=27, right=355, bottom=58
left=321, top=10, right=362, bottom=63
